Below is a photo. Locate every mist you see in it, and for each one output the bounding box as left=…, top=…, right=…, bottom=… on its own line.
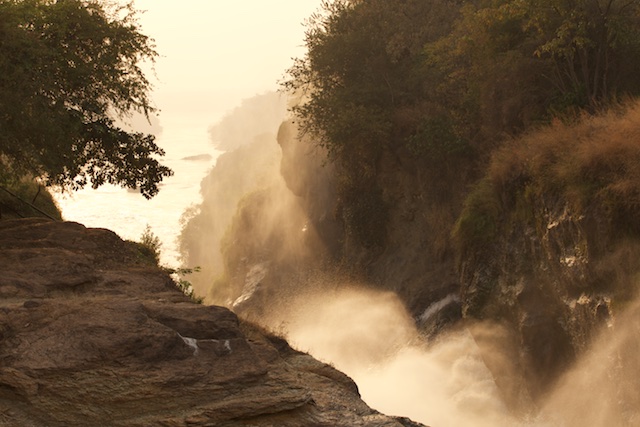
left=178, top=93, right=640, bottom=427
left=255, top=285, right=516, bottom=427
left=536, top=298, right=640, bottom=426
left=179, top=92, right=290, bottom=297
left=243, top=282, right=638, bottom=427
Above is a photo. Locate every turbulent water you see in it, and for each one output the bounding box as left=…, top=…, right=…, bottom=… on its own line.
left=253, top=287, right=516, bottom=426
left=270, top=286, right=640, bottom=427
left=54, top=113, right=640, bottom=427
left=54, top=115, right=218, bottom=267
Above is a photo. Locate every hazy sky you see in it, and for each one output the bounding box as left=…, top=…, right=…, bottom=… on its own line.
left=131, top=0, right=321, bottom=127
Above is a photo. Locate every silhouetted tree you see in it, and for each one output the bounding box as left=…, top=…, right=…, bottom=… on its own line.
left=0, top=0, right=172, bottom=198
left=430, top=0, right=640, bottom=136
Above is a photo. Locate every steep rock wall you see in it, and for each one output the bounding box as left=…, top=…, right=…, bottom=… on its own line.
left=459, top=197, right=614, bottom=410
left=457, top=107, right=640, bottom=411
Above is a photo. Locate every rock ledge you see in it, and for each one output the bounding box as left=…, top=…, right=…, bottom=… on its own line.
left=0, top=219, right=426, bottom=427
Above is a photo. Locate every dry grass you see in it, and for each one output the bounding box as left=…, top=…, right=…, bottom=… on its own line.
left=457, top=100, right=640, bottom=250
left=494, top=101, right=640, bottom=212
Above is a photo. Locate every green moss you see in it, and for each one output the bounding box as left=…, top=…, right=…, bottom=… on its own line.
left=454, top=178, right=501, bottom=250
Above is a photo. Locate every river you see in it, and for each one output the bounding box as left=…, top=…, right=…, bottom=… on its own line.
left=54, top=113, right=219, bottom=268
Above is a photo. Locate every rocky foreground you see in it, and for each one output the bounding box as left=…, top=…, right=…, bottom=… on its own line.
left=0, top=219, right=425, bottom=427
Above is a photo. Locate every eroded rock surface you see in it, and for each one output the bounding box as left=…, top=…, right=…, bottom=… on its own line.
left=0, top=219, right=425, bottom=427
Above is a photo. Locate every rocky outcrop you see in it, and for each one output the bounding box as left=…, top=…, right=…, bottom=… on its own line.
left=458, top=108, right=640, bottom=413
left=179, top=136, right=284, bottom=298
left=0, top=218, right=426, bottom=427
left=459, top=194, right=632, bottom=413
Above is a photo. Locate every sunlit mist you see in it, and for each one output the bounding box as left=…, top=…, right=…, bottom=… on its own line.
left=237, top=281, right=640, bottom=427
left=253, top=286, right=515, bottom=427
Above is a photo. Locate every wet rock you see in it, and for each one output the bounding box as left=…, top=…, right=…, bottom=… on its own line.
left=460, top=194, right=634, bottom=413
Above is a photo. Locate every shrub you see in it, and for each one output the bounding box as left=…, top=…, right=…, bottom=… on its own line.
left=0, top=175, right=62, bottom=220
left=138, top=225, right=162, bottom=265
left=457, top=100, right=640, bottom=254
left=453, top=178, right=501, bottom=249
left=167, top=267, right=204, bottom=304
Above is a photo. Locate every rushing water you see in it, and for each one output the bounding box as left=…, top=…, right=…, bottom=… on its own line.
left=53, top=113, right=639, bottom=427
left=54, top=115, right=219, bottom=267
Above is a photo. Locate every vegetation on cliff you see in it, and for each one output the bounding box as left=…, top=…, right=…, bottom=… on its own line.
left=183, top=0, right=640, bottom=315
left=455, top=101, right=640, bottom=322
left=283, top=0, right=640, bottom=250
left=0, top=0, right=171, bottom=199
left=172, top=2, right=640, bottom=419
left=274, top=0, right=640, bottom=410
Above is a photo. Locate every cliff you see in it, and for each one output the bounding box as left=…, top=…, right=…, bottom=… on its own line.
left=277, top=120, right=469, bottom=324
left=0, top=218, right=425, bottom=427
left=269, top=107, right=640, bottom=418
left=456, top=105, right=640, bottom=412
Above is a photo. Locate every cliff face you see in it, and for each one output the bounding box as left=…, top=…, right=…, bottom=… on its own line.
left=457, top=108, right=640, bottom=411
left=274, top=106, right=640, bottom=419
left=277, top=120, right=470, bottom=322
left=0, top=218, right=425, bottom=427
left=459, top=197, right=610, bottom=410
left=179, top=136, right=283, bottom=298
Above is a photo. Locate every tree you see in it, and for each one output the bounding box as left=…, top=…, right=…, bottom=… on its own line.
left=426, top=0, right=555, bottom=141
left=282, top=0, right=466, bottom=249
left=0, top=0, right=172, bottom=198
left=527, top=0, right=640, bottom=110
left=430, top=0, right=640, bottom=135
left=283, top=0, right=464, bottom=168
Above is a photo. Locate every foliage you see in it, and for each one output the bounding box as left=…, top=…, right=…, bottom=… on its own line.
left=527, top=0, right=640, bottom=109
left=426, top=0, right=553, bottom=140
left=283, top=0, right=466, bottom=248
left=453, top=177, right=501, bottom=249
left=136, top=225, right=203, bottom=303
left=0, top=0, right=172, bottom=198
left=0, top=175, right=62, bottom=220
left=138, top=224, right=162, bottom=265
left=283, top=0, right=640, bottom=253
left=166, top=266, right=204, bottom=304
left=429, top=0, right=640, bottom=139
left=286, top=0, right=640, bottom=156
left=283, top=0, right=464, bottom=163
left=456, top=100, right=640, bottom=254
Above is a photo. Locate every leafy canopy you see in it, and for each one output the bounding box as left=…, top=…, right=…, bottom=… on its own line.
left=0, top=0, right=172, bottom=198
left=285, top=0, right=640, bottom=161
left=282, top=0, right=640, bottom=250
left=283, top=0, right=464, bottom=168
left=431, top=0, right=640, bottom=134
